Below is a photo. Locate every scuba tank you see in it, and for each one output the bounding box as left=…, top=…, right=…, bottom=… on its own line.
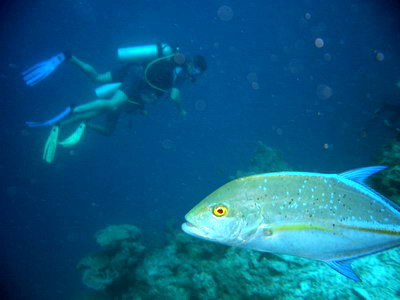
left=118, top=43, right=175, bottom=62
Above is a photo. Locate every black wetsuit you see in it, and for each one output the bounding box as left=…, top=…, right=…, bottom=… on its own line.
left=89, top=60, right=190, bottom=135
left=110, top=59, right=188, bottom=111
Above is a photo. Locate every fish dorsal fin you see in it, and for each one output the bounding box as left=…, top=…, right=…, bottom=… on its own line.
left=340, top=166, right=387, bottom=184
left=340, top=166, right=400, bottom=215
left=325, top=260, right=361, bottom=282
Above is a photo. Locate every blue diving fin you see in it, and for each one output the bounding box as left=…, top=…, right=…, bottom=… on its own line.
left=325, top=260, right=361, bottom=282
left=22, top=53, right=66, bottom=86
left=25, top=106, right=73, bottom=128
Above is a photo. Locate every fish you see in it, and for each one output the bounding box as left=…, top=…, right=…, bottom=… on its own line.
left=182, top=166, right=400, bottom=282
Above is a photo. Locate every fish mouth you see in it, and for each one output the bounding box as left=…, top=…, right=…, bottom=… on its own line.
left=181, top=217, right=212, bottom=240
left=181, top=221, right=207, bottom=238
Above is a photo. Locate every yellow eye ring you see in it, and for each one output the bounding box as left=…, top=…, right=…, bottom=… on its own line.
left=213, top=205, right=228, bottom=217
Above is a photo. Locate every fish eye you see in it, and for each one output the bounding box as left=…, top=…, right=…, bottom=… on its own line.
left=212, top=205, right=228, bottom=217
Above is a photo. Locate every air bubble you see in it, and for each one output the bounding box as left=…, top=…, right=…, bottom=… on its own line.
left=218, top=6, right=233, bottom=21
left=316, top=84, right=333, bottom=100
left=376, top=52, right=384, bottom=62
left=314, top=38, right=324, bottom=48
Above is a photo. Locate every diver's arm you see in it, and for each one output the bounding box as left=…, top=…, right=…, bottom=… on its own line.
left=170, top=88, right=187, bottom=116
left=69, top=56, right=112, bottom=83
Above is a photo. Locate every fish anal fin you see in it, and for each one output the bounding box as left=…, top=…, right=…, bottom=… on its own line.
left=325, top=260, right=362, bottom=282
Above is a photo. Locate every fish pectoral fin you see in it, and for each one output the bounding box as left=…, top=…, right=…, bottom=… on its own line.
left=325, top=260, right=361, bottom=282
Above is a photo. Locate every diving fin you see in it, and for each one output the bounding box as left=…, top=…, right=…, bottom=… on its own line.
left=59, top=122, right=86, bottom=147
left=43, top=126, right=59, bottom=163
left=22, top=53, right=66, bottom=86
left=26, top=106, right=73, bottom=128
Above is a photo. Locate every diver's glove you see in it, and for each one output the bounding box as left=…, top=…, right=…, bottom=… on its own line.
left=25, top=105, right=74, bottom=128
left=22, top=53, right=66, bottom=86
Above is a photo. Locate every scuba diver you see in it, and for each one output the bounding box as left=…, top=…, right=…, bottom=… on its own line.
left=23, top=43, right=207, bottom=163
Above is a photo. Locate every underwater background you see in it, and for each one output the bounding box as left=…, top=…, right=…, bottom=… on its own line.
left=1, top=0, right=400, bottom=299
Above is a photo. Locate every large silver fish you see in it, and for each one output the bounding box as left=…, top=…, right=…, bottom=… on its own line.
left=182, top=166, right=400, bottom=281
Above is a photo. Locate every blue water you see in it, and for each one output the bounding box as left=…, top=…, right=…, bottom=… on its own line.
left=1, top=0, right=400, bottom=299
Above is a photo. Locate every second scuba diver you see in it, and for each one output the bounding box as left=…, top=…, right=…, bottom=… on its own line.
left=24, top=44, right=207, bottom=163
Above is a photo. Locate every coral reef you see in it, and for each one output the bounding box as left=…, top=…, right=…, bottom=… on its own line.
left=233, top=141, right=291, bottom=179
left=77, top=225, right=145, bottom=291
left=133, top=231, right=400, bottom=300
left=78, top=227, right=400, bottom=300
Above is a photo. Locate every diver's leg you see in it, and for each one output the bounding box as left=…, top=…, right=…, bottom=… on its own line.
left=60, top=111, right=102, bottom=126
left=87, top=112, right=120, bottom=136
left=73, top=90, right=129, bottom=114
left=69, top=56, right=112, bottom=84
left=72, top=99, right=114, bottom=114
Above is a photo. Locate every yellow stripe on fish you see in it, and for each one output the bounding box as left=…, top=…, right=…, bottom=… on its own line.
left=337, top=224, right=400, bottom=236
left=271, top=223, right=339, bottom=234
